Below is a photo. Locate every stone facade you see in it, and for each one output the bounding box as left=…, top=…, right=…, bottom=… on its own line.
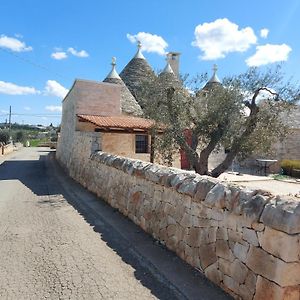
left=57, top=134, right=300, bottom=300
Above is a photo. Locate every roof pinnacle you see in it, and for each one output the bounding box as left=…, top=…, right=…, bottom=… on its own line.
left=208, top=64, right=221, bottom=83
left=134, top=40, right=145, bottom=59
left=162, top=55, right=174, bottom=74
left=105, top=56, right=121, bottom=79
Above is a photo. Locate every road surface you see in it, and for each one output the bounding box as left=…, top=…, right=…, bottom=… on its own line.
left=0, top=147, right=231, bottom=300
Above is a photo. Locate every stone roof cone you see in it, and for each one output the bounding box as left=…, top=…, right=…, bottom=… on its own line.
left=159, top=57, right=181, bottom=89
left=203, top=64, right=222, bottom=90
left=103, top=57, right=143, bottom=116
left=120, top=41, right=156, bottom=101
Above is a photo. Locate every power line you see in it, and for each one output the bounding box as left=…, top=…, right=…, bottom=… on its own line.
left=12, top=113, right=61, bottom=117
left=0, top=47, right=71, bottom=81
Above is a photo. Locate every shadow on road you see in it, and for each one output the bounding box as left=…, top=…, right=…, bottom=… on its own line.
left=0, top=150, right=232, bottom=300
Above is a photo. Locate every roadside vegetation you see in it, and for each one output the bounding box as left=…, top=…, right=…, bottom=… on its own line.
left=0, top=123, right=59, bottom=146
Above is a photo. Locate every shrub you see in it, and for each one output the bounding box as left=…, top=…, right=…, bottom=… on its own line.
left=281, top=160, right=300, bottom=177
left=0, top=130, right=10, bottom=145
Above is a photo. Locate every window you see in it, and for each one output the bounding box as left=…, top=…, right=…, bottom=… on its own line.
left=135, top=135, right=149, bottom=153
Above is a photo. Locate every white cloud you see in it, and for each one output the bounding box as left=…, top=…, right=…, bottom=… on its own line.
left=51, top=51, right=68, bottom=60
left=246, top=44, right=292, bottom=67
left=24, top=106, right=31, bottom=111
left=44, top=80, right=68, bottom=98
left=0, top=81, right=39, bottom=95
left=192, top=18, right=257, bottom=60
left=127, top=32, right=168, bottom=55
left=260, top=28, right=269, bottom=39
left=67, top=47, right=89, bottom=57
left=1, top=109, right=9, bottom=114
left=0, top=34, right=32, bottom=52
left=45, top=105, right=62, bottom=112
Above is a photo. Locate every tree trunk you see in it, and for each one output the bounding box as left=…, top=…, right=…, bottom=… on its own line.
left=211, top=106, right=260, bottom=177
left=210, top=150, right=236, bottom=177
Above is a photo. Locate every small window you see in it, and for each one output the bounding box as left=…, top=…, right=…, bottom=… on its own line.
left=135, top=135, right=149, bottom=153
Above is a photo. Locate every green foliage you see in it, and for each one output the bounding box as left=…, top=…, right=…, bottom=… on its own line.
left=281, top=160, right=300, bottom=177
left=0, top=130, right=10, bottom=144
left=14, top=131, right=25, bottom=142
left=139, top=65, right=300, bottom=177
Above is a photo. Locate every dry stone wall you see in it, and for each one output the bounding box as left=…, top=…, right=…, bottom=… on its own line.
left=59, top=138, right=300, bottom=299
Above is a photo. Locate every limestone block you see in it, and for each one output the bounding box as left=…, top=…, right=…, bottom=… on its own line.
left=216, top=227, right=228, bottom=240
left=254, top=276, right=300, bottom=300
left=197, top=205, right=212, bottom=219
left=234, top=192, right=269, bottom=223
left=199, top=243, right=217, bottom=269
left=166, top=235, right=178, bottom=250
left=176, top=225, right=186, bottom=241
left=159, top=227, right=168, bottom=241
left=230, top=259, right=249, bottom=284
left=228, top=229, right=243, bottom=243
left=177, top=177, right=199, bottom=197
left=111, top=156, right=126, bottom=170
left=204, top=183, right=227, bottom=209
left=245, top=270, right=257, bottom=294
left=246, top=246, right=300, bottom=286
left=140, top=216, right=146, bottom=231
left=184, top=243, right=193, bottom=258
left=233, top=242, right=249, bottom=263
left=132, top=160, right=150, bottom=178
left=204, top=262, right=222, bottom=285
left=190, top=202, right=202, bottom=216
left=169, top=173, right=196, bottom=189
left=208, top=227, right=217, bottom=243
left=177, top=240, right=186, bottom=260
left=180, top=212, right=193, bottom=228
left=260, top=196, right=300, bottom=234
left=258, top=227, right=300, bottom=262
left=210, top=209, right=225, bottom=221
left=163, top=202, right=175, bottom=216
left=238, top=284, right=254, bottom=300
left=251, top=222, right=265, bottom=232
left=186, top=227, right=201, bottom=247
left=143, top=164, right=166, bottom=183
left=223, top=275, right=239, bottom=295
left=167, top=224, right=177, bottom=237
left=216, top=240, right=235, bottom=262
left=243, top=227, right=259, bottom=246
left=226, top=185, right=240, bottom=211
left=192, top=216, right=217, bottom=228
left=194, top=178, right=218, bottom=202
left=218, top=257, right=231, bottom=276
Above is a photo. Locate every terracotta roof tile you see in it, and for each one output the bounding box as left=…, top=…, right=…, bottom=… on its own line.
left=77, top=114, right=155, bottom=130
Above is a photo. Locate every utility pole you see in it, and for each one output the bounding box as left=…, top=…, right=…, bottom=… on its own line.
left=9, top=105, right=12, bottom=142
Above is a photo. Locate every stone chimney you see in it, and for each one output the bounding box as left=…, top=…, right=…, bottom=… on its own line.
left=167, top=52, right=181, bottom=79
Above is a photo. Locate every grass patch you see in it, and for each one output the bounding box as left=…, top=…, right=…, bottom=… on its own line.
left=272, top=174, right=295, bottom=181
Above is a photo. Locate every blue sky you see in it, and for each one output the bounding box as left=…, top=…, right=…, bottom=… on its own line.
left=0, top=0, right=300, bottom=126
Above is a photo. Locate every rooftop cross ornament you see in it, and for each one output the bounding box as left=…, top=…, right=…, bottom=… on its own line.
left=213, top=64, right=218, bottom=74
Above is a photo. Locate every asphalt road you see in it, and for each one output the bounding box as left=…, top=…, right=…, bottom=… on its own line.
left=0, top=147, right=231, bottom=300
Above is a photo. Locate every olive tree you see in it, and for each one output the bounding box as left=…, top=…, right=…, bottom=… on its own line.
left=139, top=65, right=300, bottom=177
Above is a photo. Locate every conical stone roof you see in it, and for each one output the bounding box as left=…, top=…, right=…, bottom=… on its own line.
left=203, top=64, right=222, bottom=90
left=104, top=57, right=143, bottom=116
left=120, top=42, right=156, bottom=102
left=158, top=60, right=181, bottom=89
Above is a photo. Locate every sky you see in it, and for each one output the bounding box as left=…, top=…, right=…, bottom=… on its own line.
left=0, top=0, right=300, bottom=126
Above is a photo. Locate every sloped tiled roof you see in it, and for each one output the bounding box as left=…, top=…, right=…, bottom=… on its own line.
left=77, top=114, right=155, bottom=131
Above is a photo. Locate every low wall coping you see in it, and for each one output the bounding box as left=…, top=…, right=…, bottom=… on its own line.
left=91, top=151, right=300, bottom=234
